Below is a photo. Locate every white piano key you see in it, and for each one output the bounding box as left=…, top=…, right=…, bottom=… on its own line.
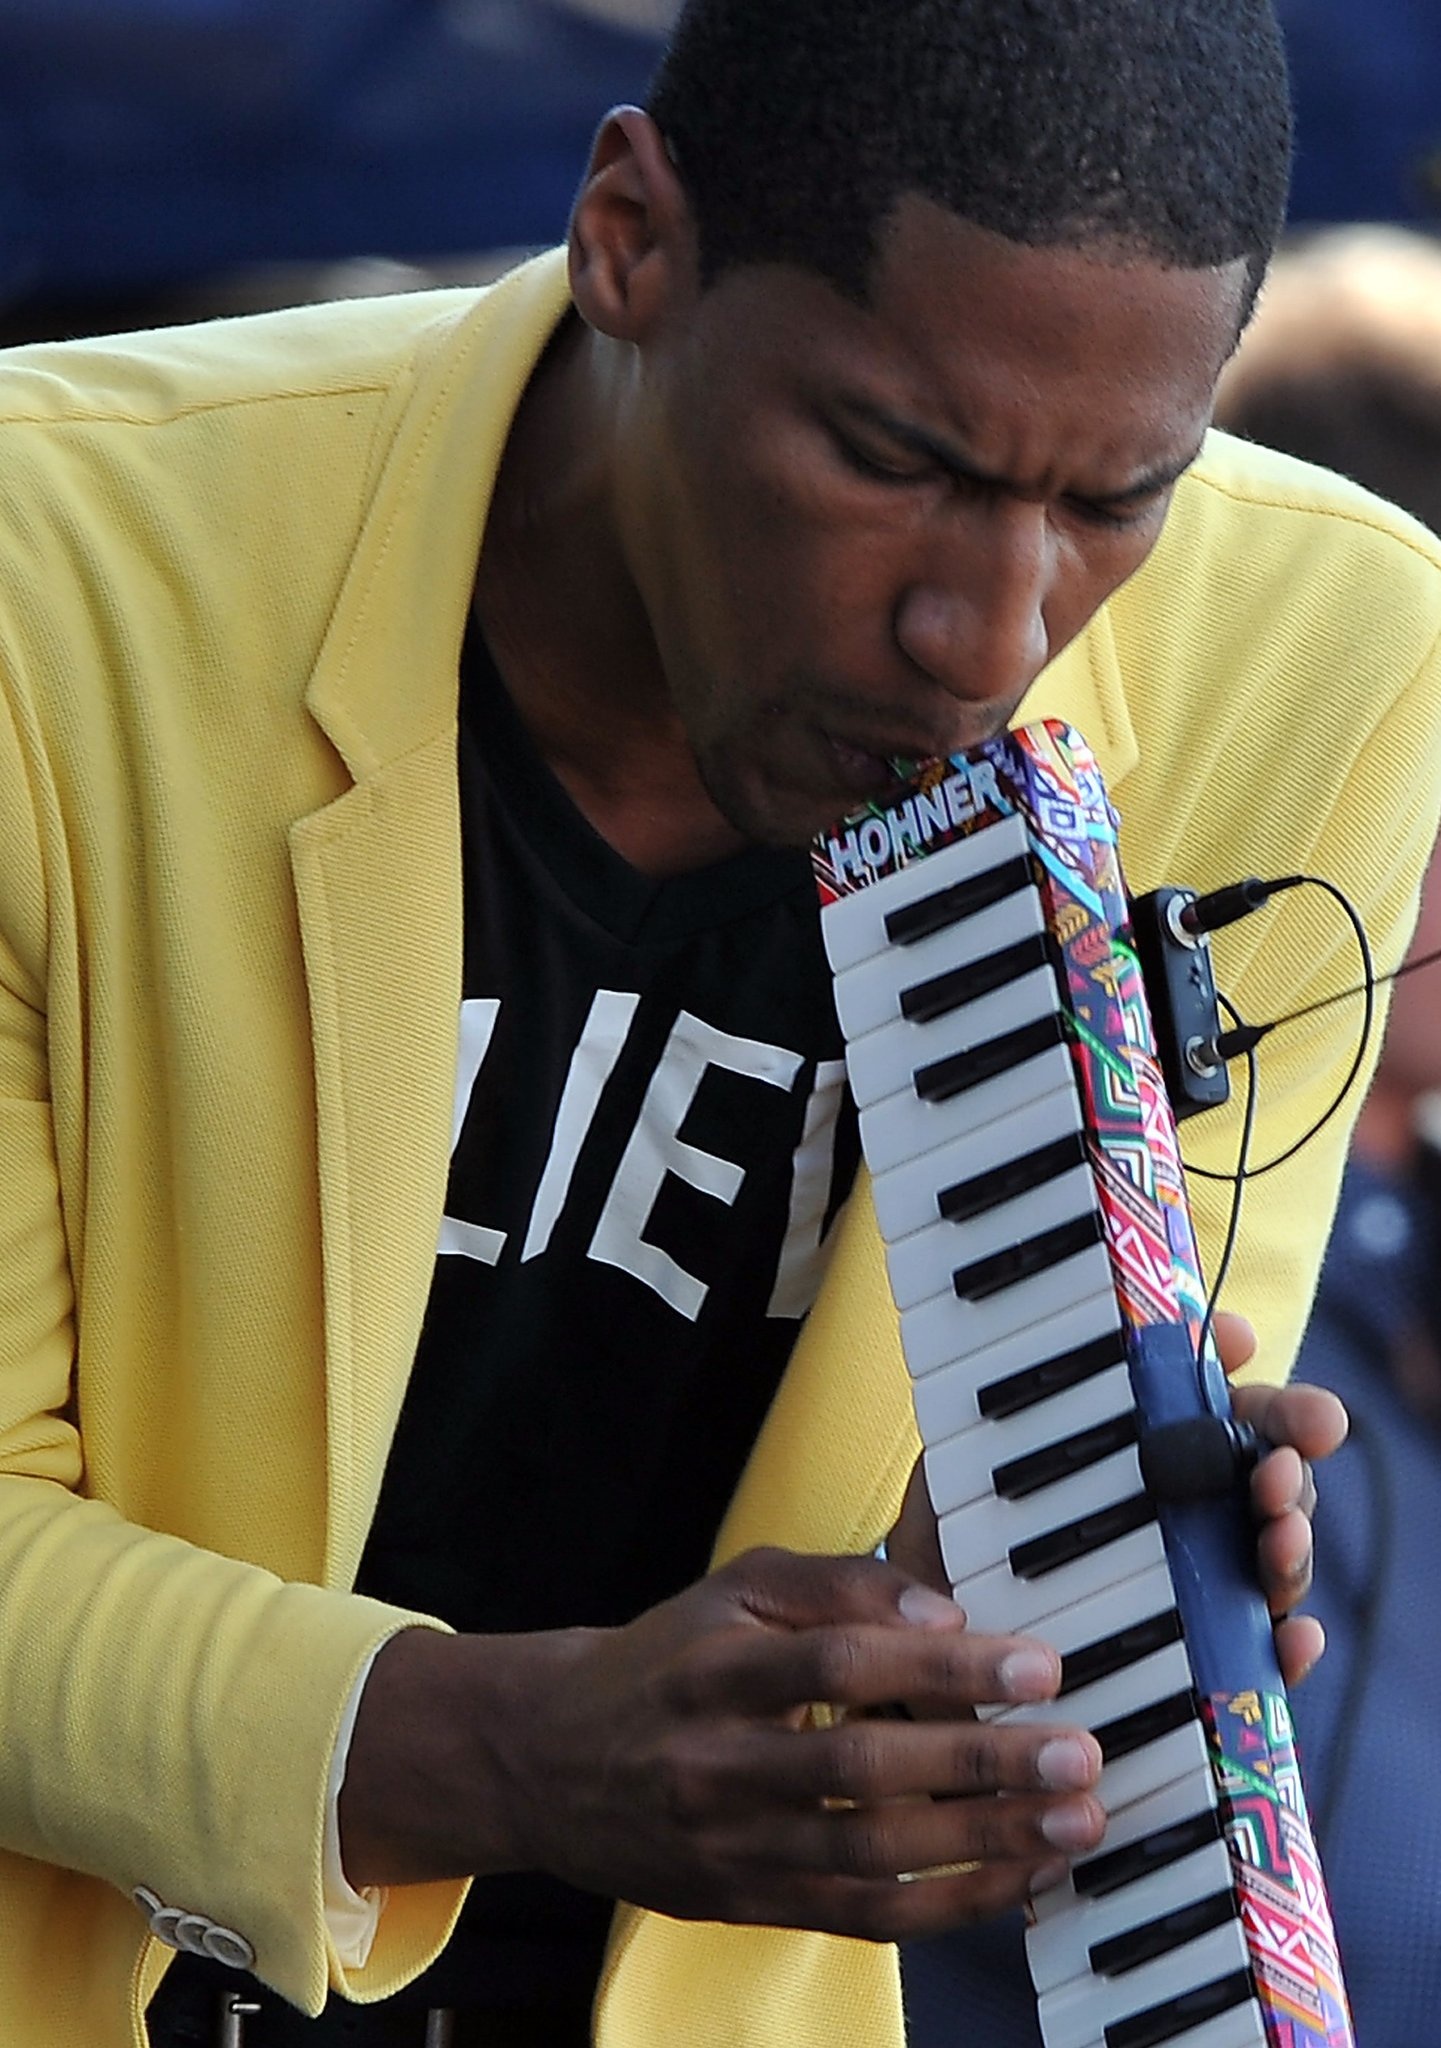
left=923, top=1362, right=1135, bottom=1519
left=901, top=1236, right=1115, bottom=1376
left=1029, top=1772, right=1220, bottom=1929
left=973, top=1558, right=1180, bottom=1727
left=859, top=1039, right=1075, bottom=1179
left=845, top=964, right=1060, bottom=1112
left=870, top=1083, right=1084, bottom=1244
left=995, top=1639, right=1194, bottom=1738
left=1028, top=1839, right=1237, bottom=1996
left=1009, top=1560, right=1179, bottom=1665
left=911, top=1290, right=1125, bottom=1426
left=937, top=1444, right=1143, bottom=1584
left=1042, top=2002, right=1268, bottom=2048
left=1095, top=1715, right=1214, bottom=1821
left=1123, top=2004, right=1268, bottom=2048
left=885, top=1163, right=1099, bottom=1311
left=948, top=1520, right=1168, bottom=1639
left=818, top=811, right=1031, bottom=974
left=1039, top=1917, right=1254, bottom=2048
left=1134, top=2002, right=1266, bottom=2048
left=832, top=884, right=1046, bottom=1040
left=990, top=1630, right=1195, bottom=1744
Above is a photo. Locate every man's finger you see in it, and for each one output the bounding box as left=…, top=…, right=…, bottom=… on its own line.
left=1249, top=1443, right=1308, bottom=1521
left=1256, top=1506, right=1314, bottom=1615
left=1230, top=1380, right=1348, bottom=1461
left=669, top=1613, right=1062, bottom=1721
left=1255, top=1453, right=1317, bottom=1523
left=758, top=1780, right=1107, bottom=1885
left=1214, top=1310, right=1258, bottom=1379
left=730, top=1715, right=1103, bottom=1810
left=1274, top=1613, right=1326, bottom=1689
left=715, top=1546, right=965, bottom=1636
left=748, top=1854, right=1067, bottom=1943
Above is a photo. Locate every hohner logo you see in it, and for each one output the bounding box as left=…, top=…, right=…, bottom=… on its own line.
left=824, top=756, right=1007, bottom=886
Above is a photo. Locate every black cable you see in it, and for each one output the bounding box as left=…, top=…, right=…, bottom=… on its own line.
left=1234, top=938, right=1441, bottom=1043
left=1179, top=873, right=1295, bottom=935
left=1178, top=870, right=1408, bottom=1850
left=1186, top=874, right=1375, bottom=1182
left=1194, top=993, right=1257, bottom=1378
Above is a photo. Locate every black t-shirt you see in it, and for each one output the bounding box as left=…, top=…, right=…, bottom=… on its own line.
left=355, top=631, right=858, bottom=2012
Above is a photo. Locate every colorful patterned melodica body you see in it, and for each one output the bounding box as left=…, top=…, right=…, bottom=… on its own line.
left=812, top=721, right=1353, bottom=2048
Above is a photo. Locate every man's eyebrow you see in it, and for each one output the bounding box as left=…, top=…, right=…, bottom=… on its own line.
left=836, top=397, right=1205, bottom=503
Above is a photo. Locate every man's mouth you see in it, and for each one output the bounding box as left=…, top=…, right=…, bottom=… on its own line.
left=823, top=733, right=899, bottom=798
left=819, top=727, right=947, bottom=809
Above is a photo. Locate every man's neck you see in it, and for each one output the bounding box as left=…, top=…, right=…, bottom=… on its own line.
left=472, top=317, right=747, bottom=877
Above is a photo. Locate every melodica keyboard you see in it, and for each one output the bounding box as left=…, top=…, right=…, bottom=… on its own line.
left=812, top=722, right=1353, bottom=2048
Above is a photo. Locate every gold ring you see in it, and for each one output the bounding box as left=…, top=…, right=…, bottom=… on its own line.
left=896, top=1859, right=984, bottom=1884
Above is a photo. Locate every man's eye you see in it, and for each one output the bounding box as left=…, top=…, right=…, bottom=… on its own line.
left=1069, top=491, right=1165, bottom=530
left=833, top=432, right=930, bottom=483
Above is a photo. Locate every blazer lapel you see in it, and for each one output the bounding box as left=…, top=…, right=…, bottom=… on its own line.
left=289, top=251, right=573, bottom=1586
left=290, top=748, right=463, bottom=1589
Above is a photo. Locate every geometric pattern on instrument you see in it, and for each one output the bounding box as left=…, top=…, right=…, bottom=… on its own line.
left=814, top=721, right=1354, bottom=2048
left=1206, top=1695, right=1351, bottom=2048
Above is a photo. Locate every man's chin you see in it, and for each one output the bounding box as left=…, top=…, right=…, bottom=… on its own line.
left=707, top=780, right=844, bottom=852
left=692, top=755, right=810, bottom=850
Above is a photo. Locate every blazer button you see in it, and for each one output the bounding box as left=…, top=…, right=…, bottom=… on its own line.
left=203, top=1924, right=258, bottom=1971
left=148, top=1905, right=188, bottom=1949
left=174, top=1913, right=215, bottom=1956
left=131, top=1888, right=256, bottom=1973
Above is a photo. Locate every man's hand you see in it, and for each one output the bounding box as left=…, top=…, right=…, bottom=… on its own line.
left=891, top=1309, right=1346, bottom=1692
left=339, top=1548, right=1105, bottom=1940
left=1215, top=1310, right=1347, bottom=1686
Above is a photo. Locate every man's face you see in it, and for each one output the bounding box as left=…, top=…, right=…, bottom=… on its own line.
left=618, top=197, right=1248, bottom=846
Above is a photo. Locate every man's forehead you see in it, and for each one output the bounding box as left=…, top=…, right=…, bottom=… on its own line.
left=869, top=196, right=1251, bottom=354
left=717, top=201, right=1246, bottom=488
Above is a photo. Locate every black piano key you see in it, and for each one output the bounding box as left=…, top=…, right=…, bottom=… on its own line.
left=1073, top=1807, right=1224, bottom=1900
left=992, top=1410, right=1140, bottom=1501
left=938, top=1129, right=1089, bottom=1224
left=900, top=931, right=1054, bottom=1024
left=954, top=1211, right=1105, bottom=1302
left=1104, top=1969, right=1254, bottom=2048
left=1090, top=1890, right=1239, bottom=1979
left=978, top=1329, right=1128, bottom=1421
left=1095, top=1689, right=1199, bottom=1765
left=1059, top=1609, right=1184, bottom=1697
left=1009, top=1491, right=1156, bottom=1580
left=914, top=1010, right=1067, bottom=1103
left=884, top=851, right=1035, bottom=946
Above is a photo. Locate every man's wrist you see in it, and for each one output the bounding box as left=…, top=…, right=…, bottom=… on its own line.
left=336, top=1625, right=585, bottom=1889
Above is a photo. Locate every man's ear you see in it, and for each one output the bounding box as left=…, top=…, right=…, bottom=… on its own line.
left=569, top=107, right=697, bottom=341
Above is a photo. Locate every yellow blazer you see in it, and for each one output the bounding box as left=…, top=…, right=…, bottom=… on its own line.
left=0, top=251, right=1437, bottom=2047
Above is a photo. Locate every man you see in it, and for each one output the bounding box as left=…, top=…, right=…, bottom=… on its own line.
left=0, top=5, right=1434, bottom=2046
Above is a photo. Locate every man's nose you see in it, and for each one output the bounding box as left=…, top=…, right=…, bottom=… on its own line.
left=891, top=498, right=1053, bottom=709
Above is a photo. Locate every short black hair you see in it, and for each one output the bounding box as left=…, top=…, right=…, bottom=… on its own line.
left=647, top=0, right=1292, bottom=311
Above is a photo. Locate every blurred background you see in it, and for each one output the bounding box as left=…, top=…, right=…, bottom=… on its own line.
left=0, top=0, right=1437, bottom=346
